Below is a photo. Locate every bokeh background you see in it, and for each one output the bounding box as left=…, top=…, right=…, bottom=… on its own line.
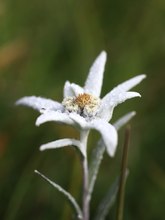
left=0, top=0, right=165, bottom=219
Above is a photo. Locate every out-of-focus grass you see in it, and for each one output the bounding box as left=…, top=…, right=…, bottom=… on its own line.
left=0, top=0, right=165, bottom=219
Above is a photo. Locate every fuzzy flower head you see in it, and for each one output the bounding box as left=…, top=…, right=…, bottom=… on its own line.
left=16, top=51, right=146, bottom=157
left=62, top=93, right=101, bottom=118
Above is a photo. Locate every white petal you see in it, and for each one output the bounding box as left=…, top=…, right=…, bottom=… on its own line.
left=35, top=111, right=73, bottom=126
left=16, top=96, right=63, bottom=112
left=125, top=91, right=141, bottom=99
left=63, top=81, right=84, bottom=98
left=69, top=113, right=87, bottom=129
left=87, top=119, right=118, bottom=157
left=113, top=111, right=136, bottom=130
left=100, top=74, right=146, bottom=120
left=84, top=51, right=107, bottom=97
left=40, top=138, right=86, bottom=157
left=102, top=75, right=146, bottom=115
left=100, top=90, right=141, bottom=121
left=70, top=83, right=84, bottom=96
left=63, top=81, right=75, bottom=97
left=113, top=74, right=146, bottom=92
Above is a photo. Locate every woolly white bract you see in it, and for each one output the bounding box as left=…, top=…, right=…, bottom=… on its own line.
left=16, top=51, right=146, bottom=157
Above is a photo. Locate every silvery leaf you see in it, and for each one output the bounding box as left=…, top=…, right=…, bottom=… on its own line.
left=40, top=138, right=86, bottom=157
left=35, top=170, right=82, bottom=219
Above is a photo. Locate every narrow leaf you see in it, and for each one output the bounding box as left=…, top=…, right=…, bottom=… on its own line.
left=40, top=138, right=86, bottom=158
left=35, top=170, right=82, bottom=220
left=88, top=139, right=105, bottom=198
left=94, top=176, right=119, bottom=220
left=94, top=170, right=129, bottom=220
left=88, top=112, right=135, bottom=198
left=113, top=111, right=136, bottom=130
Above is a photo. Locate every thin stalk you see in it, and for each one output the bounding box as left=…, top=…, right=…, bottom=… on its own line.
left=80, top=130, right=90, bottom=220
left=116, top=125, right=131, bottom=220
left=82, top=157, right=89, bottom=220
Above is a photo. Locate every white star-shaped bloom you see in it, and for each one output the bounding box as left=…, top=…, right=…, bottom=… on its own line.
left=16, top=51, right=146, bottom=157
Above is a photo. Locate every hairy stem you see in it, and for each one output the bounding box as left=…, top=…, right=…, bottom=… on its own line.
left=82, top=157, right=89, bottom=220
left=80, top=130, right=90, bottom=220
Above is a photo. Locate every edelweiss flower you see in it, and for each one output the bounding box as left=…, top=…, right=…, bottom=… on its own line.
left=16, top=51, right=146, bottom=157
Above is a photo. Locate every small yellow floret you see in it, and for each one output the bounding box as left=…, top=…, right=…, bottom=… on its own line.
left=74, top=93, right=92, bottom=108
left=62, top=93, right=101, bottom=117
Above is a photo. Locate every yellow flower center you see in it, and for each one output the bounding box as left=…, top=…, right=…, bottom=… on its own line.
left=74, top=93, right=92, bottom=109
left=62, top=93, right=101, bottom=118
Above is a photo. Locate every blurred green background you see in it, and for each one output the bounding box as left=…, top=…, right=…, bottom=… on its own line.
left=0, top=0, right=165, bottom=219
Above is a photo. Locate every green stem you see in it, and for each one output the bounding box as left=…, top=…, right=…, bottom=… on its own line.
left=116, top=126, right=131, bottom=220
